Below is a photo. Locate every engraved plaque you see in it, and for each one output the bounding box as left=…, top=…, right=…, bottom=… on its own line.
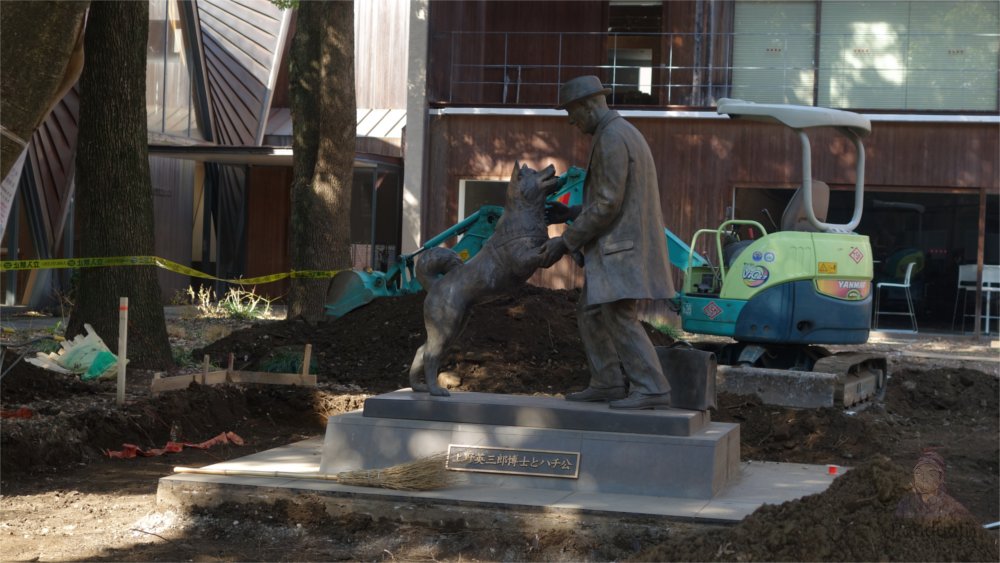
left=446, top=444, right=580, bottom=479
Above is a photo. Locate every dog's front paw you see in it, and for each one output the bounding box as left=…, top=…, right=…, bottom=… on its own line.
left=410, top=383, right=429, bottom=393
left=428, top=387, right=451, bottom=397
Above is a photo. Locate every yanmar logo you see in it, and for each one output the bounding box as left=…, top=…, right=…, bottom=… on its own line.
left=815, top=279, right=871, bottom=300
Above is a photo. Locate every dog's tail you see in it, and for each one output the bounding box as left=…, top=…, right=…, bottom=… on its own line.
left=415, top=247, right=464, bottom=289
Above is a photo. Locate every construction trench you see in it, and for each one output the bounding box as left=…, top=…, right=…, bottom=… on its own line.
left=1, top=287, right=998, bottom=561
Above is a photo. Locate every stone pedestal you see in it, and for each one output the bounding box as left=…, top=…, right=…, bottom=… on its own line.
left=320, top=390, right=740, bottom=500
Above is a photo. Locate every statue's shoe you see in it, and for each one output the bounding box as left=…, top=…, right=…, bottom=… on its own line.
left=609, top=392, right=672, bottom=410
left=565, top=386, right=627, bottom=402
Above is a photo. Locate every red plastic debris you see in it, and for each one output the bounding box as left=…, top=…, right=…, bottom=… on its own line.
left=104, top=431, right=245, bottom=459
left=1, top=407, right=34, bottom=419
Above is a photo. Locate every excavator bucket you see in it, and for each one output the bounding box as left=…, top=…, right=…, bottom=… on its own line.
left=325, top=270, right=393, bottom=318
left=324, top=168, right=588, bottom=319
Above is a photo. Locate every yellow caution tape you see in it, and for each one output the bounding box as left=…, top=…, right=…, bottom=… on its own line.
left=0, top=256, right=344, bottom=285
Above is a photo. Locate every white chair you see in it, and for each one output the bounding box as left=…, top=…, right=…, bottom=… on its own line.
left=951, top=264, right=978, bottom=331
left=874, top=261, right=917, bottom=332
left=986, top=266, right=1000, bottom=334
left=955, top=265, right=1000, bottom=334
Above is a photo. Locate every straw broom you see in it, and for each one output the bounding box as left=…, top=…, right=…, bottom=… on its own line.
left=173, top=452, right=458, bottom=491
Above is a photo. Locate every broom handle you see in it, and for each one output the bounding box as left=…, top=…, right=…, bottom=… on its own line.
left=173, top=466, right=341, bottom=481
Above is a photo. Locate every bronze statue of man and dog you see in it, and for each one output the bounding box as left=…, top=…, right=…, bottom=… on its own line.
left=409, top=76, right=677, bottom=410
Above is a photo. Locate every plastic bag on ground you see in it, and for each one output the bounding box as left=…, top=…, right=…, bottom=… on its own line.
left=26, top=323, right=125, bottom=380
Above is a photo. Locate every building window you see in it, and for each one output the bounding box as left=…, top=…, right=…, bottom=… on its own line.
left=731, top=0, right=998, bottom=111
left=351, top=165, right=402, bottom=271
left=607, top=1, right=662, bottom=105
left=146, top=0, right=202, bottom=139
left=817, top=1, right=998, bottom=110
left=458, top=179, right=507, bottom=220
left=731, top=1, right=816, bottom=105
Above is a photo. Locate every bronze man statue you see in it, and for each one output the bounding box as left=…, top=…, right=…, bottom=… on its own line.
left=539, top=75, right=675, bottom=410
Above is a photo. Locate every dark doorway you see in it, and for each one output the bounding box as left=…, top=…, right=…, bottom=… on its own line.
left=350, top=161, right=403, bottom=272
left=734, top=186, right=998, bottom=332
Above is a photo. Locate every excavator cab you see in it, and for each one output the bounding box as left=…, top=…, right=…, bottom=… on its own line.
left=679, top=99, right=874, bottom=346
left=676, top=100, right=885, bottom=406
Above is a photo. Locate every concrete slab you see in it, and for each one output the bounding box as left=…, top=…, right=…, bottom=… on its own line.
left=717, top=365, right=838, bottom=408
left=321, top=406, right=739, bottom=499
left=158, top=437, right=843, bottom=525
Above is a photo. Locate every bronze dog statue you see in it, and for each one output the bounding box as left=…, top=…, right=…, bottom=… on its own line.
left=409, top=162, right=561, bottom=396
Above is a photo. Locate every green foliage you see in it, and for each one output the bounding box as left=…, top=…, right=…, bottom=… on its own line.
left=260, top=345, right=316, bottom=374
left=48, top=320, right=64, bottom=339
left=183, top=285, right=274, bottom=320
left=185, top=284, right=218, bottom=316
left=32, top=337, right=62, bottom=355
left=653, top=322, right=683, bottom=341
left=169, top=288, right=191, bottom=306
left=219, top=287, right=274, bottom=320
left=171, top=345, right=197, bottom=368
left=270, top=0, right=298, bottom=10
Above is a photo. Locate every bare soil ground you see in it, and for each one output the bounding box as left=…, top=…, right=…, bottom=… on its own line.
left=2, top=285, right=998, bottom=562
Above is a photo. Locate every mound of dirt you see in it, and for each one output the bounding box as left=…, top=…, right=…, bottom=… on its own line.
left=1, top=358, right=104, bottom=405
left=190, top=285, right=998, bottom=527
left=0, top=380, right=362, bottom=477
left=2, top=285, right=998, bottom=562
left=196, top=285, right=674, bottom=395
left=636, top=456, right=998, bottom=562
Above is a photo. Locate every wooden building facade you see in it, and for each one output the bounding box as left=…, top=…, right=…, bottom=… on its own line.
left=3, top=0, right=409, bottom=306
left=418, top=0, right=999, bottom=329
left=3, top=0, right=997, bottom=332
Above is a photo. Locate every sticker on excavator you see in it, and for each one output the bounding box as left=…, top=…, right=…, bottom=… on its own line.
left=742, top=264, right=769, bottom=287
left=815, top=279, right=871, bottom=300
left=703, top=301, right=723, bottom=319
left=681, top=296, right=743, bottom=336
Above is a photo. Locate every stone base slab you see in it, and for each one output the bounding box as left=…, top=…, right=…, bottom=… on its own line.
left=321, top=392, right=739, bottom=499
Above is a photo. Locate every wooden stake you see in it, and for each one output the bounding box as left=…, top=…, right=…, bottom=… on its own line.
left=301, top=343, right=312, bottom=384
left=202, top=354, right=209, bottom=385
left=117, top=297, right=128, bottom=406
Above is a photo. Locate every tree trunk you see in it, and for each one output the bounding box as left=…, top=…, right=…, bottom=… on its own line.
left=0, top=1, right=89, bottom=179
left=67, top=1, right=173, bottom=369
left=287, top=0, right=355, bottom=322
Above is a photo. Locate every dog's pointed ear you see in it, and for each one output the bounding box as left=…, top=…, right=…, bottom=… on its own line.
left=511, top=160, right=521, bottom=180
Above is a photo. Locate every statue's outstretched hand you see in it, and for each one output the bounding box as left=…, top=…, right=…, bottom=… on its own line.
left=544, top=202, right=577, bottom=225
left=538, top=236, right=569, bottom=268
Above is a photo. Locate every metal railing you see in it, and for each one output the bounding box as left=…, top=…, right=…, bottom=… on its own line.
left=437, top=30, right=999, bottom=111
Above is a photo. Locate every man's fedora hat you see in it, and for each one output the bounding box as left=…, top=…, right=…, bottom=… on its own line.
left=556, top=75, right=611, bottom=109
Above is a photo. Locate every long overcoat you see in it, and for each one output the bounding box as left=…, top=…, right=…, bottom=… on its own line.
left=562, top=110, right=674, bottom=306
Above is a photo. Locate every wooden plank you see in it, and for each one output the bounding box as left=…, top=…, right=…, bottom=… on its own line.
left=150, top=370, right=320, bottom=394
left=301, top=344, right=312, bottom=377
left=231, top=371, right=318, bottom=387
left=151, top=371, right=230, bottom=396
